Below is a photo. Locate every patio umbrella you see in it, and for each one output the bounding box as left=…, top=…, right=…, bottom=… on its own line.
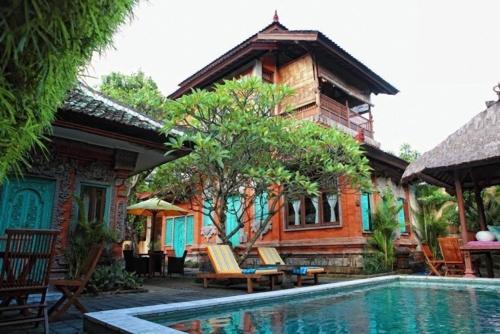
left=127, top=197, right=189, bottom=251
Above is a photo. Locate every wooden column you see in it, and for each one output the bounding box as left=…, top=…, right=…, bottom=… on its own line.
left=454, top=171, right=475, bottom=277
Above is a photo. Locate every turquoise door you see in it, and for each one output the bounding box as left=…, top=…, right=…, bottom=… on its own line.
left=0, top=178, right=55, bottom=234
left=226, top=196, right=241, bottom=246
left=173, top=217, right=186, bottom=257
left=166, top=215, right=194, bottom=256
left=360, top=192, right=372, bottom=232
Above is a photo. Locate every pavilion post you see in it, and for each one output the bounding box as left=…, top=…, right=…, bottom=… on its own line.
left=454, top=172, right=469, bottom=242
left=454, top=171, right=475, bottom=277
left=150, top=211, right=158, bottom=252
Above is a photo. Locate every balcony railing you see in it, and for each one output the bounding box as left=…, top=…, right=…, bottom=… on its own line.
left=319, top=94, right=373, bottom=138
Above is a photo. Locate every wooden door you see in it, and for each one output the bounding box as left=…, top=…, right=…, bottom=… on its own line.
left=0, top=178, right=55, bottom=234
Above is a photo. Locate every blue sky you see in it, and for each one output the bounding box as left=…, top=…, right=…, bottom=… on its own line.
left=86, top=0, right=500, bottom=154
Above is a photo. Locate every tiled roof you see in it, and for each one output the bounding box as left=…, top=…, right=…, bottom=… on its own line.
left=170, top=21, right=397, bottom=98
left=62, top=83, right=168, bottom=132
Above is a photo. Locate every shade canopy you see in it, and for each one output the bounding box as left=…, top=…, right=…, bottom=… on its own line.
left=402, top=100, right=500, bottom=189
left=127, top=197, right=189, bottom=217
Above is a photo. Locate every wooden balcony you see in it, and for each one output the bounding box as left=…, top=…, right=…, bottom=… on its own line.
left=319, top=94, right=373, bottom=138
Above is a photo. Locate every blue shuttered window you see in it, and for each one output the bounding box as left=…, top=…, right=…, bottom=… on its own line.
left=226, top=196, right=241, bottom=246
left=203, top=199, right=213, bottom=226
left=360, top=192, right=372, bottom=232
left=254, top=192, right=269, bottom=225
left=186, top=215, right=194, bottom=245
left=397, top=198, right=407, bottom=233
left=165, top=217, right=174, bottom=246
left=165, top=215, right=194, bottom=256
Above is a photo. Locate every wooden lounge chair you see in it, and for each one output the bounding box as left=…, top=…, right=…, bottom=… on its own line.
left=421, top=244, right=444, bottom=276
left=438, top=237, right=465, bottom=276
left=0, top=228, right=59, bottom=334
left=48, top=242, right=104, bottom=321
left=198, top=245, right=282, bottom=293
left=257, top=247, right=325, bottom=286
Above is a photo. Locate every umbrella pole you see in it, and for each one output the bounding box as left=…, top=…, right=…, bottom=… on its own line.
left=150, top=211, right=157, bottom=252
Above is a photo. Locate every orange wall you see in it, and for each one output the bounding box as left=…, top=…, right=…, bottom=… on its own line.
left=161, top=181, right=416, bottom=255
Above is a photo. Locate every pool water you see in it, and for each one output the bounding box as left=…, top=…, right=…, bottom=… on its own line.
left=145, top=281, right=500, bottom=334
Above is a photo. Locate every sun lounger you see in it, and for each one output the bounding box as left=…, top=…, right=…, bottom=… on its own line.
left=257, top=247, right=325, bottom=286
left=198, top=245, right=282, bottom=293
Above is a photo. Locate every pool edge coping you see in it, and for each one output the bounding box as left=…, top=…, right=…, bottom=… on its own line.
left=83, top=275, right=500, bottom=334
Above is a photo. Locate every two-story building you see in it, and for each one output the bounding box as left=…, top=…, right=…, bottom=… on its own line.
left=162, top=16, right=417, bottom=273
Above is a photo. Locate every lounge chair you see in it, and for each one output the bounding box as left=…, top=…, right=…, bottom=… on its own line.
left=257, top=247, right=325, bottom=286
left=0, top=229, right=59, bottom=334
left=438, top=237, right=465, bottom=276
left=49, top=242, right=104, bottom=321
left=421, top=244, right=444, bottom=276
left=198, top=245, right=282, bottom=293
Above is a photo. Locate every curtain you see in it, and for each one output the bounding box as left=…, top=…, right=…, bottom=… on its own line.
left=292, top=200, right=301, bottom=225
left=311, top=197, right=319, bottom=223
left=327, top=194, right=338, bottom=222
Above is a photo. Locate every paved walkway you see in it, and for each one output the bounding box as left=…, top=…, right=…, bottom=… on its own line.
left=5, top=276, right=350, bottom=334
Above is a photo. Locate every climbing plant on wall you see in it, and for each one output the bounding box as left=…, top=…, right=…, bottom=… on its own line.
left=0, top=0, right=138, bottom=181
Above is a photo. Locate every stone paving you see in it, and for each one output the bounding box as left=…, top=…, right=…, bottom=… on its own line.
left=5, top=276, right=351, bottom=334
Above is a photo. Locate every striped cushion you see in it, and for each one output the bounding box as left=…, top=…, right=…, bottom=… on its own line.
left=207, top=245, right=242, bottom=274
left=258, top=247, right=285, bottom=265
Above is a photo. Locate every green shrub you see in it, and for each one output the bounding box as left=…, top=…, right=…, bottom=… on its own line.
left=87, top=263, right=143, bottom=294
left=365, top=189, right=400, bottom=272
left=64, top=198, right=117, bottom=278
left=362, top=250, right=388, bottom=274
left=0, top=1, right=137, bottom=181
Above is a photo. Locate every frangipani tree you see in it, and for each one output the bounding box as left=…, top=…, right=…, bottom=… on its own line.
left=159, top=78, right=371, bottom=262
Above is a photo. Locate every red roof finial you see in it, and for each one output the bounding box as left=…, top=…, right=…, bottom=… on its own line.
left=273, top=10, right=279, bottom=23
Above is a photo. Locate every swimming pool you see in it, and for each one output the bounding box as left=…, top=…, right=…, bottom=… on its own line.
left=84, top=276, right=500, bottom=334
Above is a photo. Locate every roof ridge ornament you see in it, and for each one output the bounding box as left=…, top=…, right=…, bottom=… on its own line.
left=273, top=10, right=279, bottom=23
left=494, top=83, right=500, bottom=100
left=485, top=83, right=500, bottom=107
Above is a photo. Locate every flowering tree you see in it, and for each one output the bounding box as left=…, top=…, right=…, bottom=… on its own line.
left=159, top=77, right=371, bottom=262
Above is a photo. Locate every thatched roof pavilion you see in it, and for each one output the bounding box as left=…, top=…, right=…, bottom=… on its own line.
left=403, top=99, right=500, bottom=190
left=403, top=88, right=500, bottom=277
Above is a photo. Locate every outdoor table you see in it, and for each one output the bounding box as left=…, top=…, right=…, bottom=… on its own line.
left=277, top=264, right=301, bottom=288
left=461, top=241, right=500, bottom=278
left=137, top=252, right=165, bottom=278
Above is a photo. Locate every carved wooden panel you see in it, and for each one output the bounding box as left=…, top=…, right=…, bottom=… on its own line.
left=278, top=55, right=316, bottom=111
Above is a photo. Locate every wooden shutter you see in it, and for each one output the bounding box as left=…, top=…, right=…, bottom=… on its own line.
left=186, top=215, right=194, bottom=245
left=165, top=218, right=173, bottom=246
left=360, top=192, right=371, bottom=231
left=254, top=192, right=269, bottom=224
left=398, top=198, right=406, bottom=232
